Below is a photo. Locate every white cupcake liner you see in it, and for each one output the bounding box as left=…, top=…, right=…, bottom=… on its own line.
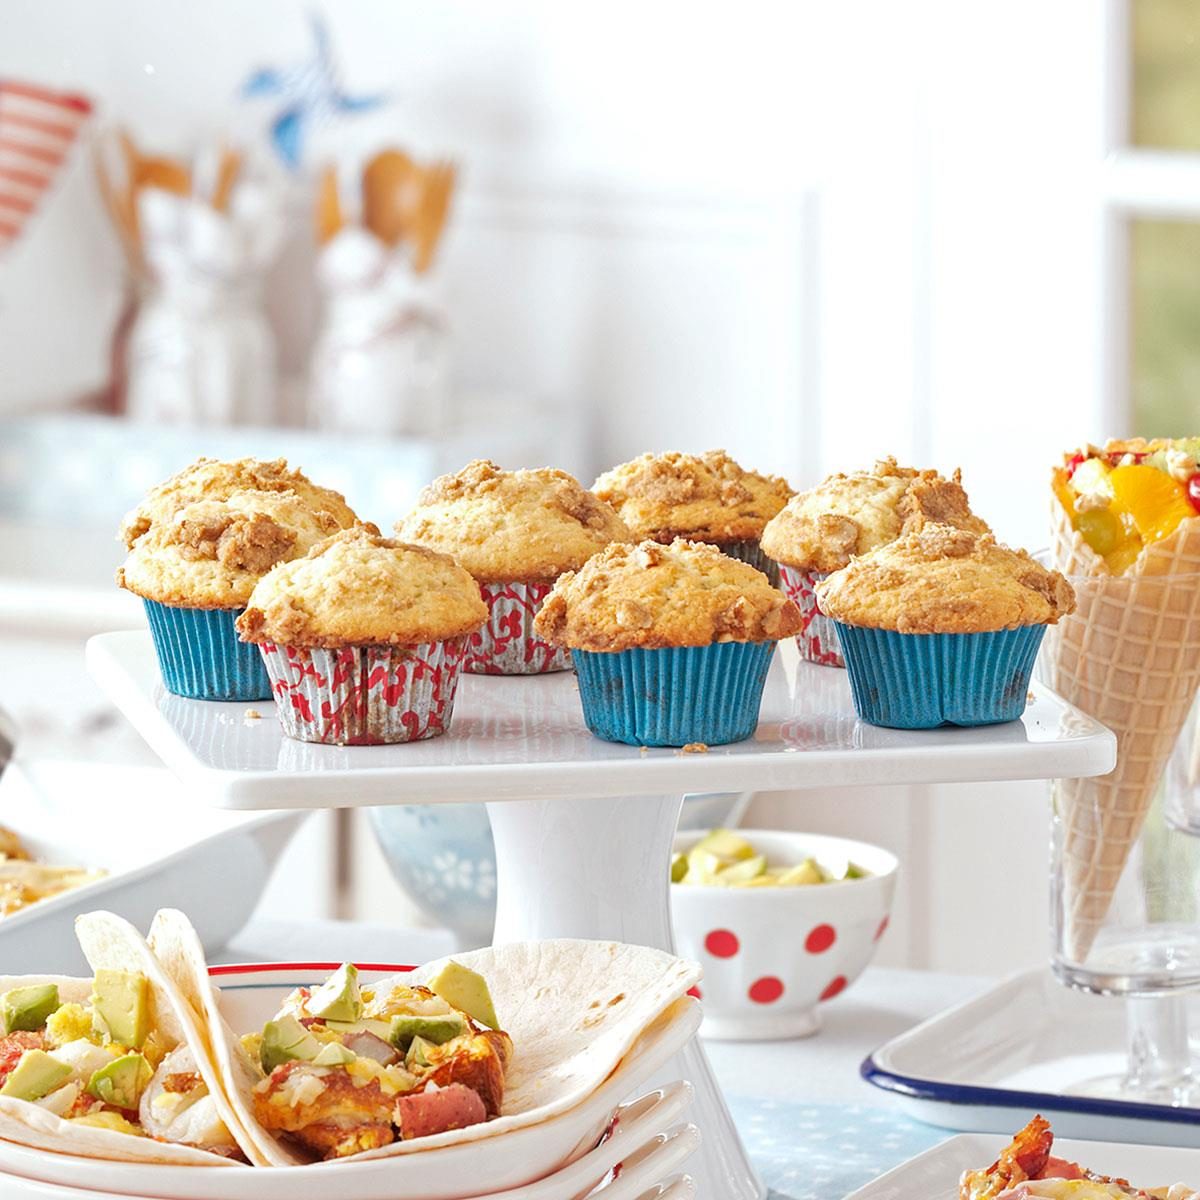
left=258, top=637, right=469, bottom=745
left=778, top=563, right=844, bottom=668
left=464, top=580, right=572, bottom=675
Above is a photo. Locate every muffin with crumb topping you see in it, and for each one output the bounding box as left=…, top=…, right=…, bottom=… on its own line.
left=534, top=538, right=802, bottom=746
left=237, top=528, right=486, bottom=744
left=761, top=458, right=988, bottom=667
left=396, top=460, right=630, bottom=675
left=815, top=524, right=1074, bottom=729
left=120, top=456, right=358, bottom=549
left=118, top=482, right=366, bottom=701
left=592, top=449, right=792, bottom=582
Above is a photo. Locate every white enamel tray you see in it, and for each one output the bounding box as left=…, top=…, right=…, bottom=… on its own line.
left=845, top=1132, right=1200, bottom=1199
left=0, top=760, right=302, bottom=974
left=86, top=632, right=1116, bottom=809
left=0, top=964, right=702, bottom=1200
left=863, top=966, right=1200, bottom=1147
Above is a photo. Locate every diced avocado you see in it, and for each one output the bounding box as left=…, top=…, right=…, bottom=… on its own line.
left=405, top=1035, right=434, bottom=1070
left=426, top=961, right=499, bottom=1030
left=692, top=829, right=756, bottom=862
left=730, top=876, right=778, bottom=888
left=843, top=862, right=870, bottom=880
left=718, top=854, right=767, bottom=884
left=91, top=970, right=150, bottom=1050
left=45, top=1003, right=94, bottom=1048
left=683, top=848, right=724, bottom=884
left=325, top=1017, right=393, bottom=1040
left=669, top=853, right=688, bottom=884
left=86, top=1053, right=152, bottom=1110
left=311, top=1042, right=356, bottom=1067
left=388, top=1013, right=467, bottom=1051
left=260, top=1014, right=321, bottom=1073
left=0, top=1049, right=71, bottom=1101
left=776, top=859, right=824, bottom=886
left=71, top=1111, right=142, bottom=1135
left=308, top=963, right=362, bottom=1023
left=0, top=984, right=59, bottom=1034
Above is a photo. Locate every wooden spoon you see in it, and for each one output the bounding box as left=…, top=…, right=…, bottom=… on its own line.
left=362, top=148, right=414, bottom=247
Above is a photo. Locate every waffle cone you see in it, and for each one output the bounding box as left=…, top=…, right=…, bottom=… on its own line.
left=1045, top=497, right=1200, bottom=962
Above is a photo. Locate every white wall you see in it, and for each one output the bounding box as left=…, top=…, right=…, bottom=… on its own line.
left=2, top=0, right=1113, bottom=973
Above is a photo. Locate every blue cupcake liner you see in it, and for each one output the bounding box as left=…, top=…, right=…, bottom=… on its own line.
left=572, top=641, right=776, bottom=747
left=142, top=600, right=273, bottom=701
left=833, top=621, right=1047, bottom=729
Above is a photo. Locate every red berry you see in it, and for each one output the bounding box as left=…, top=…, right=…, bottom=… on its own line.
left=1188, top=474, right=1200, bottom=513
left=1066, top=453, right=1085, bottom=478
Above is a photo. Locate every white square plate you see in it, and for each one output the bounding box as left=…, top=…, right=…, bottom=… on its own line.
left=847, top=1133, right=1200, bottom=1199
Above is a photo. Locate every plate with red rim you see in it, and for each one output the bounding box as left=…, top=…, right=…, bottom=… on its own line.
left=844, top=1132, right=1200, bottom=1199
left=0, top=963, right=703, bottom=1200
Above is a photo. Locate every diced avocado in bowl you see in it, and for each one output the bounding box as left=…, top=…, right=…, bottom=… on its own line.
left=671, top=830, right=873, bottom=887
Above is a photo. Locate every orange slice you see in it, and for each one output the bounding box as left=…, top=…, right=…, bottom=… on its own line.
left=1108, top=464, right=1195, bottom=544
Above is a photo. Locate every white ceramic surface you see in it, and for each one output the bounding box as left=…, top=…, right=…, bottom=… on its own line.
left=671, top=830, right=898, bottom=1040
left=0, top=964, right=702, bottom=1200
left=0, top=1125, right=697, bottom=1200
left=86, top=631, right=1116, bottom=808
left=0, top=761, right=303, bottom=974
left=863, top=966, right=1200, bottom=1147
left=844, top=1133, right=1200, bottom=1200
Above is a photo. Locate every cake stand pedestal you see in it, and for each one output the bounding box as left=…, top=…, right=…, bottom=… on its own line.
left=86, top=631, right=1117, bottom=1200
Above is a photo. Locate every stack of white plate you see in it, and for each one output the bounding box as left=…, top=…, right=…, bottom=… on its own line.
left=0, top=965, right=703, bottom=1200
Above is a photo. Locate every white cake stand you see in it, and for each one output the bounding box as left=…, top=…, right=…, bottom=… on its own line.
left=87, top=631, right=1117, bottom=1200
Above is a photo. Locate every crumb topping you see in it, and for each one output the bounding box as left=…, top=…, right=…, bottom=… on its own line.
left=592, top=450, right=792, bottom=543
left=117, top=489, right=359, bottom=609
left=761, top=458, right=988, bottom=573
left=815, top=524, right=1075, bottom=633
left=396, top=460, right=630, bottom=582
left=119, top=457, right=359, bottom=548
left=533, top=537, right=803, bottom=652
left=237, top=527, right=487, bottom=648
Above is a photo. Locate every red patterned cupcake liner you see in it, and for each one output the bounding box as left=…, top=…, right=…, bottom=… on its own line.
left=464, top=580, right=571, bottom=675
left=778, top=563, right=844, bottom=668
left=258, top=637, right=469, bottom=745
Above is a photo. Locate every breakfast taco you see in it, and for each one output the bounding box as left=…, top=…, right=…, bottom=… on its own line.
left=961, top=1117, right=1198, bottom=1199
left=148, top=910, right=702, bottom=1165
left=0, top=911, right=262, bottom=1165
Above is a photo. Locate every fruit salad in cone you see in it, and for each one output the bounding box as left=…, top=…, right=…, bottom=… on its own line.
left=1047, top=439, right=1200, bottom=963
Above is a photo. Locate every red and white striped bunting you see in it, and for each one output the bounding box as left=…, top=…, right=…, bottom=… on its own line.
left=0, top=80, right=91, bottom=250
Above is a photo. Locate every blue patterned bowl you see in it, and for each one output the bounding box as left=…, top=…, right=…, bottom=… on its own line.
left=370, top=794, right=747, bottom=947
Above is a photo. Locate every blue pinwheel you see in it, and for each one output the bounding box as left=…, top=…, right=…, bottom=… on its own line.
left=241, top=14, right=385, bottom=170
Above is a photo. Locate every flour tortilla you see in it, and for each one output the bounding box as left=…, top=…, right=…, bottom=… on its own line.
left=149, top=913, right=702, bottom=1163
left=0, top=916, right=252, bottom=1166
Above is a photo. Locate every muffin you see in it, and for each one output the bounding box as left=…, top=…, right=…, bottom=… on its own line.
left=815, top=524, right=1075, bottom=729
left=761, top=458, right=988, bottom=667
left=592, top=450, right=792, bottom=581
left=533, top=538, right=803, bottom=746
left=395, top=460, right=630, bottom=675
left=118, top=482, right=364, bottom=701
left=236, top=528, right=487, bottom=745
left=120, top=456, right=358, bottom=548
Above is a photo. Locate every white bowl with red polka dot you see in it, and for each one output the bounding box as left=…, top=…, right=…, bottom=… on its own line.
left=670, top=829, right=898, bottom=1041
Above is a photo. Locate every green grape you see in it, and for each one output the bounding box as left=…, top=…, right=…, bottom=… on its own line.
left=1076, top=507, right=1123, bottom=556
